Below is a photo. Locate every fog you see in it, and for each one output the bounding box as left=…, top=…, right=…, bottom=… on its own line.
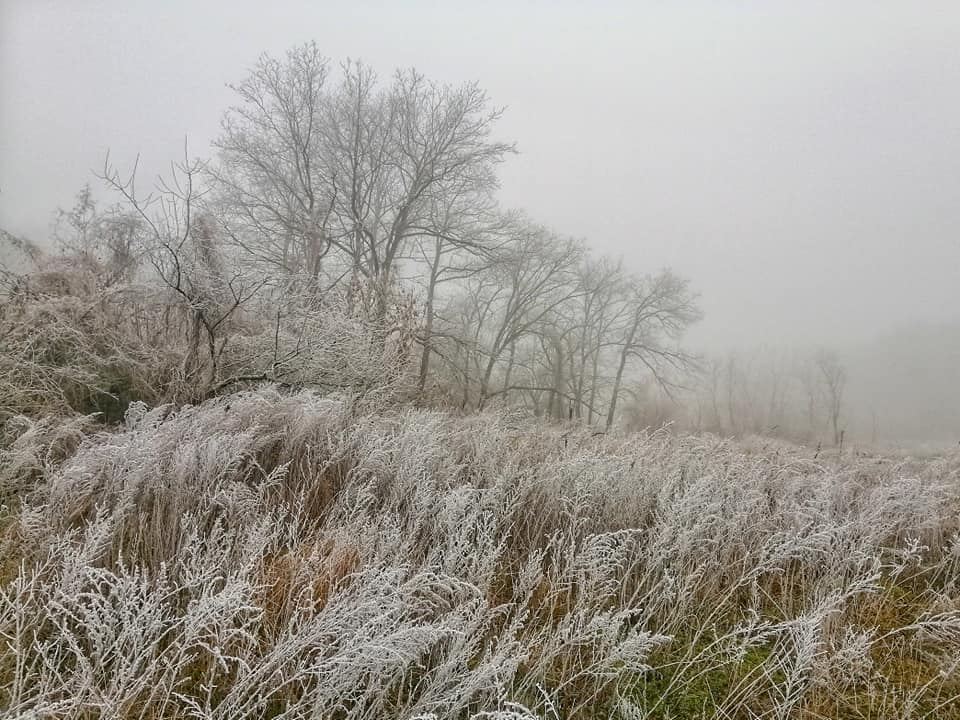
left=2, top=1, right=960, bottom=444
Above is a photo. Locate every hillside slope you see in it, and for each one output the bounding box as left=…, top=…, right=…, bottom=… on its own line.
left=1, top=388, right=959, bottom=718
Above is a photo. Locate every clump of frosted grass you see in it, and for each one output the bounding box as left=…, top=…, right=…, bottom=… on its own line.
left=1, top=386, right=959, bottom=718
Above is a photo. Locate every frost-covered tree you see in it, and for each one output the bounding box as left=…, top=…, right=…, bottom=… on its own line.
left=214, top=43, right=514, bottom=306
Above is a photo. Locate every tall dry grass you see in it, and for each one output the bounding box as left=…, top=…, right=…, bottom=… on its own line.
left=1, top=387, right=959, bottom=718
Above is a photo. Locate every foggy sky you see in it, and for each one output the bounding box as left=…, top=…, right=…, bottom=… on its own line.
left=3, top=0, right=960, bottom=352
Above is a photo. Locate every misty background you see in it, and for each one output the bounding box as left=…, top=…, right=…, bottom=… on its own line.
left=2, top=0, right=959, bottom=446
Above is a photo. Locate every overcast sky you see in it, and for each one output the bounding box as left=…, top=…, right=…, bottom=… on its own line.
left=2, top=0, right=959, bottom=350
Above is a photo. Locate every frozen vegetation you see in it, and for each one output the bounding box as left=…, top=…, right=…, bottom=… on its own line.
left=1, top=387, right=959, bottom=718
left=2, top=43, right=959, bottom=719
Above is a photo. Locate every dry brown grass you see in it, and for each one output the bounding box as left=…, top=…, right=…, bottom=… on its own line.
left=1, top=389, right=959, bottom=718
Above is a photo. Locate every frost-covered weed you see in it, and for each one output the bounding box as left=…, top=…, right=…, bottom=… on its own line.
left=1, top=387, right=959, bottom=718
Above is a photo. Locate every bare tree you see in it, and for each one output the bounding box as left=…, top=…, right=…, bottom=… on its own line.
left=816, top=349, right=847, bottom=446
left=325, top=63, right=514, bottom=307
left=411, top=196, right=509, bottom=393
left=213, top=43, right=336, bottom=279
left=566, top=257, right=627, bottom=423
left=605, top=271, right=700, bottom=429
left=99, top=145, right=265, bottom=397
left=214, top=45, right=515, bottom=313
left=52, top=186, right=141, bottom=286
left=473, top=226, right=583, bottom=408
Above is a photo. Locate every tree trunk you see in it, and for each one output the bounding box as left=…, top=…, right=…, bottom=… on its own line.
left=606, top=347, right=629, bottom=429
left=503, top=340, right=516, bottom=399
left=478, top=354, right=497, bottom=410
left=551, top=347, right=564, bottom=419
left=417, top=242, right=442, bottom=393
left=183, top=310, right=203, bottom=383
left=587, top=349, right=600, bottom=425
left=417, top=311, right=434, bottom=393
left=606, top=316, right=639, bottom=429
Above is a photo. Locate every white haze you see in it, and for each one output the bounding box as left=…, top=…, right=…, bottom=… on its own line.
left=2, top=0, right=959, bottom=442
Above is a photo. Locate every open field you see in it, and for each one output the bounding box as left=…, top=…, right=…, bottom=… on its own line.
left=2, top=387, right=958, bottom=719
left=4, top=3, right=960, bottom=717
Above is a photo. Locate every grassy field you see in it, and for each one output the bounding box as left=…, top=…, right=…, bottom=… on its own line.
left=1, top=387, right=959, bottom=719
